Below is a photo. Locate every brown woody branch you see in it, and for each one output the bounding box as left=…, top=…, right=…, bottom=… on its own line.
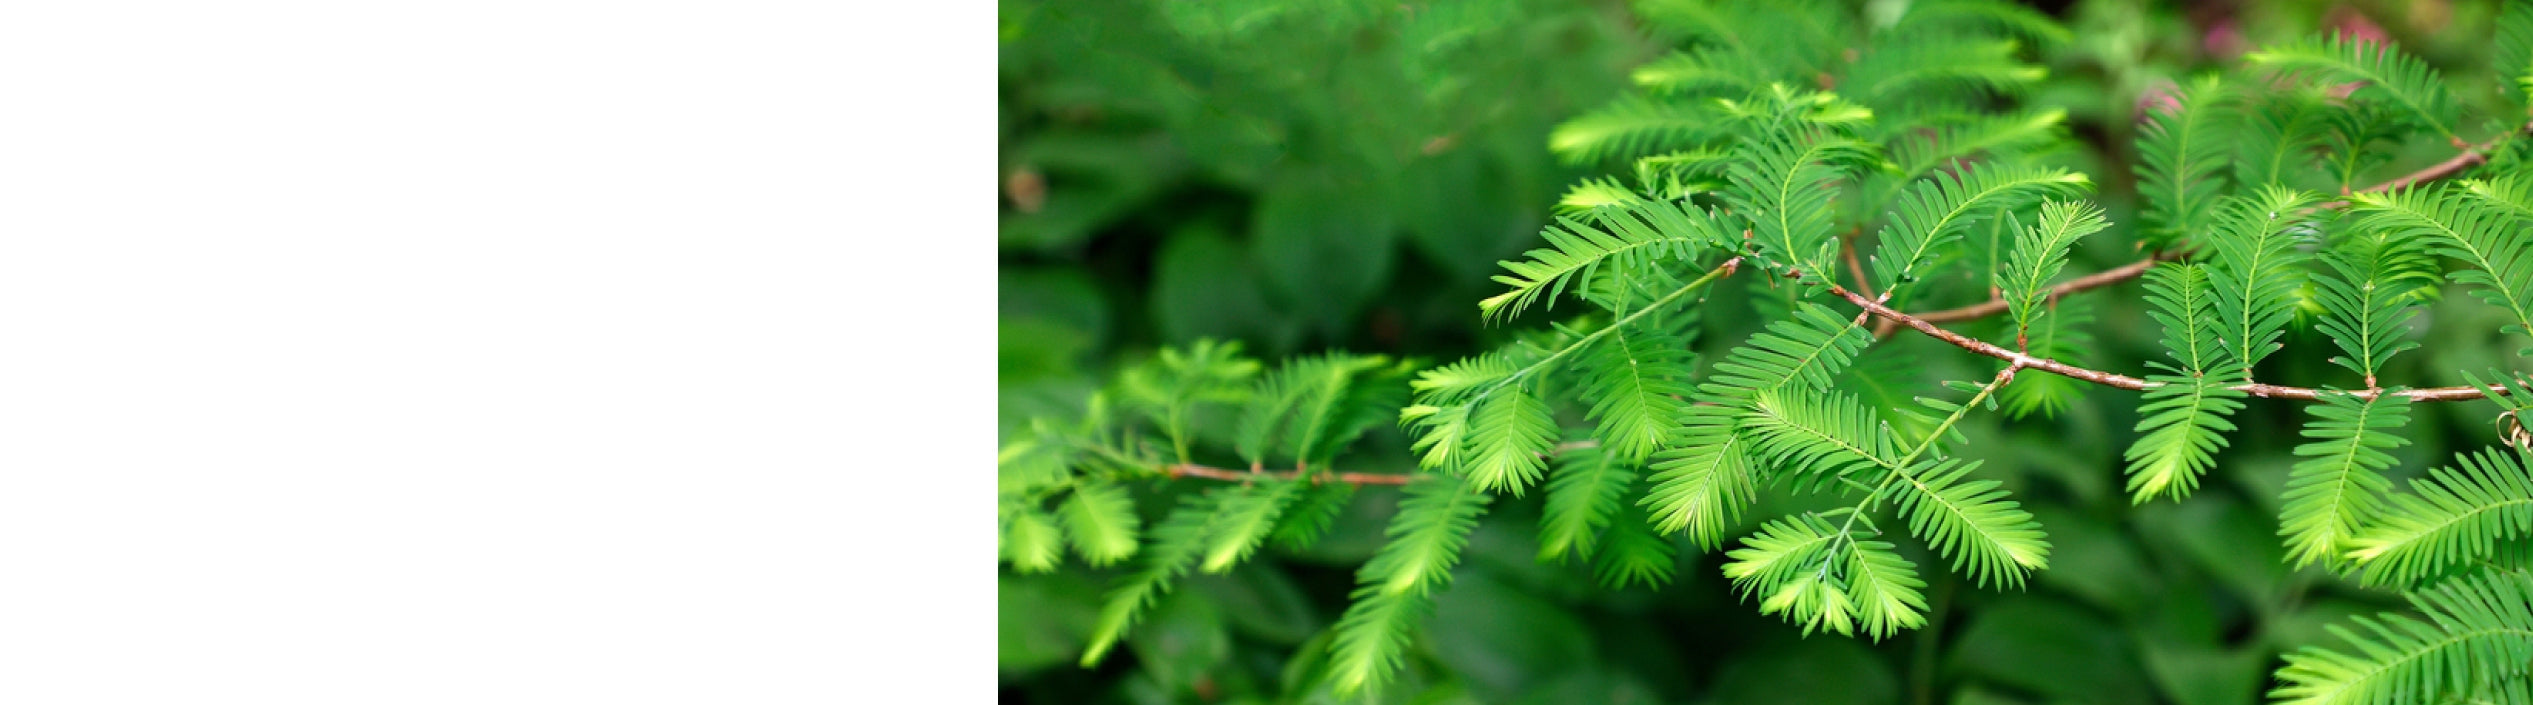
left=1875, top=124, right=2528, bottom=338
left=1876, top=251, right=2181, bottom=338
left=1830, top=284, right=2507, bottom=403
left=1841, top=229, right=1876, bottom=300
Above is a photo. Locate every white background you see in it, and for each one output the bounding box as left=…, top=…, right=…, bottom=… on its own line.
left=0, top=2, right=971, bottom=701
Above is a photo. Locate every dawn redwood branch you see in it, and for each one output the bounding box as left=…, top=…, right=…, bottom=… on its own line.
left=2317, top=127, right=2518, bottom=206
left=1841, top=230, right=1876, bottom=300
left=1876, top=251, right=2181, bottom=338
left=1829, top=283, right=2508, bottom=403
left=1878, top=124, right=2529, bottom=337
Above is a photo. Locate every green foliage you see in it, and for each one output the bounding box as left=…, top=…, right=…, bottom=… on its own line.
left=2278, top=394, right=2411, bottom=569
left=1537, top=443, right=1633, bottom=562
left=1866, top=164, right=2090, bottom=295
left=1235, top=353, right=1410, bottom=468
left=1721, top=513, right=1929, bottom=640
left=1002, top=2, right=2533, bottom=703
left=2247, top=33, right=2461, bottom=142
left=1456, top=384, right=1558, bottom=496
left=1640, top=403, right=1755, bottom=548
left=2503, top=2, right=2533, bottom=115
left=2312, top=223, right=2432, bottom=383
left=1480, top=199, right=1727, bottom=322
left=1081, top=492, right=1222, bottom=667
left=1000, top=0, right=1631, bottom=350
left=1574, top=327, right=1696, bottom=463
left=2134, top=75, right=2232, bottom=251
left=2348, top=449, right=2533, bottom=589
left=1725, top=129, right=1875, bottom=279
left=2124, top=263, right=2247, bottom=503
left=1060, top=481, right=1144, bottom=566
left=2233, top=84, right=2334, bottom=190
left=2348, top=186, right=2533, bottom=355
left=1326, top=478, right=1490, bottom=697
left=1200, top=481, right=1305, bottom=573
left=1997, top=295, right=2096, bottom=419
left=1550, top=96, right=1726, bottom=165
left=2204, top=185, right=2326, bottom=374
left=2272, top=568, right=2533, bottom=705
left=1998, top=200, right=2110, bottom=345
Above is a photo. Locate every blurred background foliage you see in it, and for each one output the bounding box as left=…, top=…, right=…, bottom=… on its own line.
left=999, top=0, right=2533, bottom=703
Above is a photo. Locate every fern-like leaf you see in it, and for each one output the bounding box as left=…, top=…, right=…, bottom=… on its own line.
left=2248, top=33, right=2461, bottom=142
left=1997, top=295, right=2096, bottom=419
left=1005, top=503, right=1065, bottom=574
left=2502, top=0, right=2533, bottom=113
left=2232, top=84, right=2333, bottom=189
left=1404, top=354, right=1519, bottom=471
left=1882, top=457, right=2051, bottom=589
left=2313, top=223, right=2431, bottom=383
left=1722, top=513, right=1854, bottom=635
left=1081, top=492, right=1220, bottom=666
left=2125, top=375, right=2246, bottom=503
left=1592, top=502, right=1678, bottom=589
left=1724, top=130, right=1877, bottom=278
left=2323, top=100, right=2405, bottom=193
left=1721, top=513, right=1931, bottom=640
left=1407, top=352, right=1517, bottom=405
left=1880, top=108, right=2068, bottom=187
left=1235, top=354, right=1396, bottom=467
left=1843, top=537, right=1933, bottom=640
left=2349, top=449, right=2533, bottom=588
left=1741, top=389, right=1902, bottom=490
left=1550, top=95, right=1723, bottom=164
left=1117, top=339, right=1261, bottom=462
left=1641, top=404, right=1757, bottom=547
left=1633, top=148, right=1735, bottom=199
left=1577, top=328, right=1697, bottom=462
left=1539, top=442, right=1635, bottom=561
left=2271, top=568, right=2533, bottom=705
left=2134, top=75, right=2233, bottom=250
left=2463, top=172, right=2533, bottom=221
left=1270, top=480, right=1355, bottom=549
left=1868, top=163, right=2089, bottom=297
left=2125, top=263, right=2249, bottom=503
left=2348, top=187, right=2533, bottom=354
left=1742, top=391, right=2050, bottom=586
left=1326, top=478, right=1492, bottom=696
left=1701, top=302, right=1874, bottom=398
left=2203, top=185, right=2325, bottom=373
left=1401, top=403, right=1472, bottom=471
left=2280, top=393, right=2411, bottom=569
left=1480, top=199, right=1726, bottom=321
left=1199, top=480, right=1305, bottom=573
left=1060, top=481, right=1143, bottom=567
left=1459, top=385, right=1558, bottom=496
left=1556, top=176, right=1644, bottom=215
left=1631, top=46, right=1767, bottom=96
left=1998, top=200, right=2111, bottom=345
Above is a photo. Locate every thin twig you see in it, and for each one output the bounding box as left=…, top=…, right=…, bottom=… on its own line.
left=1878, top=124, right=2527, bottom=336
left=1882, top=251, right=2181, bottom=337
left=1841, top=229, right=1875, bottom=300
left=1831, top=284, right=2507, bottom=402
left=2316, top=133, right=2507, bottom=208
